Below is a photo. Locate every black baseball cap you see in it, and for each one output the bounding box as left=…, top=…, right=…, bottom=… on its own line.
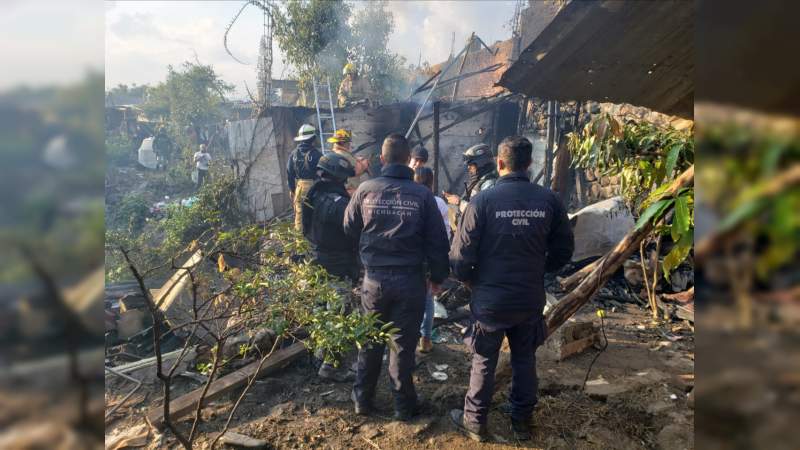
left=412, top=147, right=429, bottom=162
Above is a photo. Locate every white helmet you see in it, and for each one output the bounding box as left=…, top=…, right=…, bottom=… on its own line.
left=294, top=123, right=317, bottom=142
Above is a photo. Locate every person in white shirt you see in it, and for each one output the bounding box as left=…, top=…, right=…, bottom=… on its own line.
left=413, top=166, right=450, bottom=353
left=193, top=144, right=211, bottom=189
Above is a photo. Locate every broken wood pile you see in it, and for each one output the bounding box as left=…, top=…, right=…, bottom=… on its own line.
left=546, top=165, right=694, bottom=335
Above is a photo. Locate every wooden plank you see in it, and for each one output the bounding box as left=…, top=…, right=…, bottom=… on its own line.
left=146, top=342, right=307, bottom=428
left=155, top=249, right=203, bottom=312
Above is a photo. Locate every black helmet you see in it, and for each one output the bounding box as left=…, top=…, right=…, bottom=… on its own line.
left=317, top=153, right=355, bottom=180
left=463, top=143, right=493, bottom=169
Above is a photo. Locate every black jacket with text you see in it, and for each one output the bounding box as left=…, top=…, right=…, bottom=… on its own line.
left=343, top=164, right=450, bottom=284
left=450, top=171, right=574, bottom=329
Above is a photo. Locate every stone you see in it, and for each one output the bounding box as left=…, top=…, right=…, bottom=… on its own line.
left=544, top=321, right=599, bottom=361
left=669, top=268, right=693, bottom=292
left=601, top=186, right=618, bottom=198
left=219, top=431, right=268, bottom=449
left=361, top=424, right=382, bottom=440
left=589, top=183, right=603, bottom=199
left=268, top=401, right=294, bottom=420
left=569, top=197, right=635, bottom=261
left=624, top=259, right=645, bottom=287
left=222, top=327, right=275, bottom=361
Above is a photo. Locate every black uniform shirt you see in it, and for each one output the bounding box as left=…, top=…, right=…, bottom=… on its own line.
left=450, top=171, right=574, bottom=329
left=286, top=141, right=322, bottom=192
left=302, top=179, right=358, bottom=280
left=343, top=163, right=450, bottom=284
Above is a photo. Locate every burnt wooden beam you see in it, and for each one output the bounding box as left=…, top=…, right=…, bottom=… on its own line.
left=545, top=165, right=694, bottom=335
left=146, top=342, right=307, bottom=429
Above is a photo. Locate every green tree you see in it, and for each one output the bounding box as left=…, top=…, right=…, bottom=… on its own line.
left=568, top=114, right=695, bottom=320
left=271, top=0, right=406, bottom=104
left=348, top=1, right=408, bottom=103
left=272, top=0, right=351, bottom=104
left=142, top=61, right=234, bottom=160
left=105, top=83, right=148, bottom=106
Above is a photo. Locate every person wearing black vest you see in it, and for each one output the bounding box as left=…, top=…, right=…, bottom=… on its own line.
left=301, top=152, right=359, bottom=282
left=302, top=152, right=360, bottom=382
left=343, top=133, right=449, bottom=421
left=443, top=143, right=498, bottom=216
left=287, top=124, right=323, bottom=231
left=448, top=136, right=574, bottom=442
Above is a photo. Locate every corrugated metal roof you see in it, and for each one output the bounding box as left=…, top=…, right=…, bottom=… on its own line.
left=427, top=39, right=514, bottom=100
left=498, top=0, right=693, bottom=118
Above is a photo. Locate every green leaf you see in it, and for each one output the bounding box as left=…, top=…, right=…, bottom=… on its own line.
left=664, top=144, right=681, bottom=177
left=635, top=198, right=673, bottom=230
left=718, top=197, right=767, bottom=232
left=640, top=182, right=672, bottom=212
left=671, top=195, right=690, bottom=241
left=662, top=229, right=693, bottom=279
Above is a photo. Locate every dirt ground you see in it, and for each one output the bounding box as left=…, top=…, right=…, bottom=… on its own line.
left=105, top=300, right=694, bottom=450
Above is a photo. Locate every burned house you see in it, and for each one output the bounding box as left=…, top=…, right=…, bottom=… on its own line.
left=227, top=100, right=522, bottom=221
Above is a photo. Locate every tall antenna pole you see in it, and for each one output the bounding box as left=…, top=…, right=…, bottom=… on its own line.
left=256, top=0, right=273, bottom=108
left=511, top=0, right=525, bottom=60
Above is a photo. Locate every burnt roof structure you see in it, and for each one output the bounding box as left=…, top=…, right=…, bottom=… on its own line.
left=499, top=0, right=693, bottom=118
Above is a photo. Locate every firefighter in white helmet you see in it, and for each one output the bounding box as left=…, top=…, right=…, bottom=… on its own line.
left=287, top=124, right=323, bottom=231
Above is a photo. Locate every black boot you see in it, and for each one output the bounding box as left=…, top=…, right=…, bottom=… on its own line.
left=351, top=390, right=373, bottom=416
left=449, top=409, right=488, bottom=442
left=394, top=401, right=421, bottom=422
left=511, top=417, right=532, bottom=441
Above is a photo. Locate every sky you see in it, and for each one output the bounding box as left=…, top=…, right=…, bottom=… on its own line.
left=105, top=1, right=518, bottom=99
left=0, top=0, right=105, bottom=89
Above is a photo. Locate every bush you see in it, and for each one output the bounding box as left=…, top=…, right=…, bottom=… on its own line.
left=160, top=175, right=244, bottom=252
left=113, top=193, right=149, bottom=233
left=106, top=133, right=134, bottom=165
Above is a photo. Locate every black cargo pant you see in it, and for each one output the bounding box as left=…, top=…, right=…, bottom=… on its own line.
left=353, top=267, right=426, bottom=412
left=463, top=314, right=546, bottom=425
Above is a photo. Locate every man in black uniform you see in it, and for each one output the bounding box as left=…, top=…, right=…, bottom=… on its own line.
left=301, top=152, right=359, bottom=282
left=343, top=133, right=450, bottom=421
left=448, top=136, right=574, bottom=442
left=443, top=143, right=498, bottom=217
left=287, top=124, right=323, bottom=231
left=302, top=153, right=359, bottom=382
